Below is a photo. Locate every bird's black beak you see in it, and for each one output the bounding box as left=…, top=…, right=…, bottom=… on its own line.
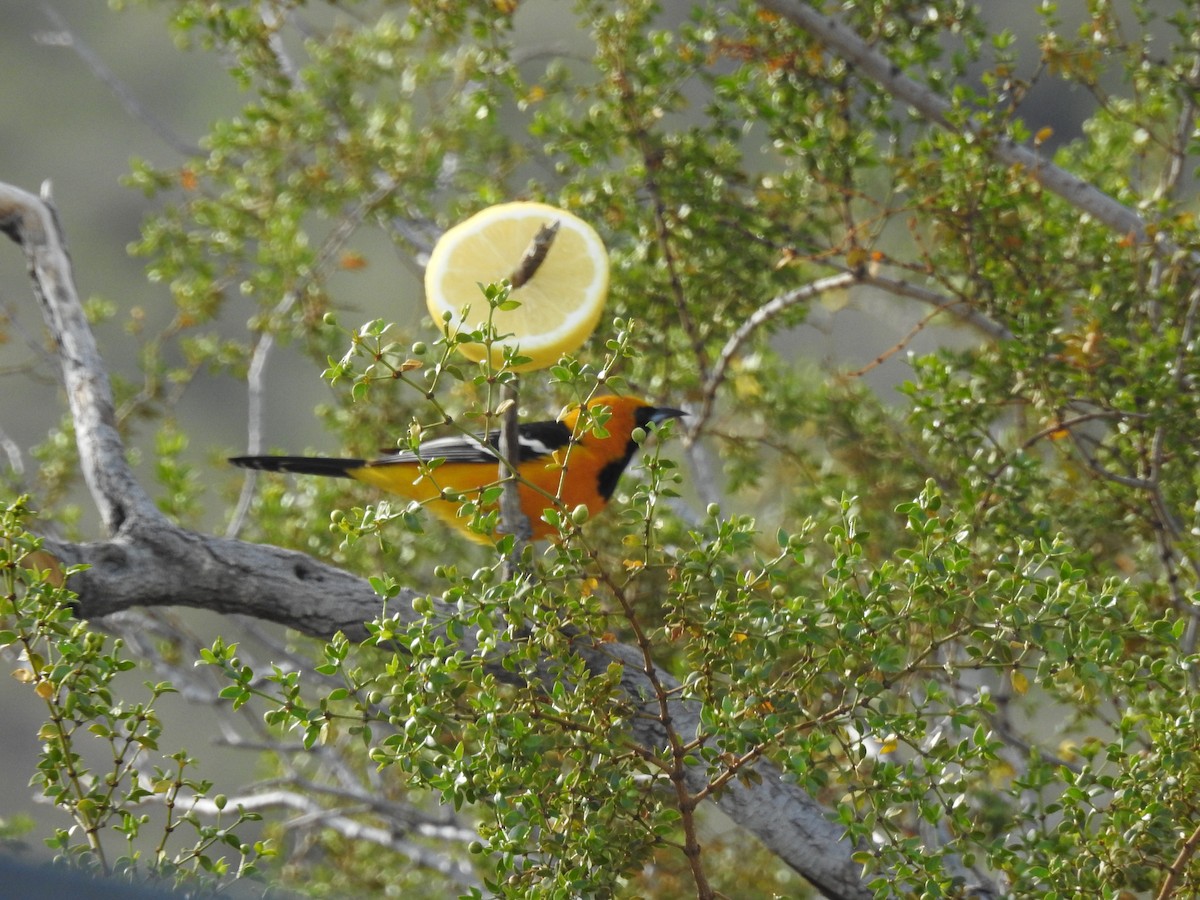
left=639, top=406, right=687, bottom=428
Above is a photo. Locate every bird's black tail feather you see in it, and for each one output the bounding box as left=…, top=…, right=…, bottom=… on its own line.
left=229, top=455, right=367, bottom=479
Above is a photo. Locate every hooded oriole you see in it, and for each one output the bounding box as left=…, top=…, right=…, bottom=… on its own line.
left=230, top=395, right=684, bottom=542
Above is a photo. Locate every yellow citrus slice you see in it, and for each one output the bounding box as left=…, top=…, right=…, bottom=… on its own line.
left=424, top=201, right=609, bottom=372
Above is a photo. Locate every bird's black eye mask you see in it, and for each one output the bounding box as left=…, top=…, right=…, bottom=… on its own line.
left=594, top=405, right=686, bottom=500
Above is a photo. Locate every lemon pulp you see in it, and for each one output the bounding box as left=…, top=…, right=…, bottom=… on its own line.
left=424, top=202, right=609, bottom=372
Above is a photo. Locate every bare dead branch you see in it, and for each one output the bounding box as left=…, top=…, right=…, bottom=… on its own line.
left=0, top=181, right=165, bottom=535
left=42, top=529, right=392, bottom=641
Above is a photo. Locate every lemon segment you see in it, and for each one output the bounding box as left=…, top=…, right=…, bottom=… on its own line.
left=424, top=202, right=609, bottom=372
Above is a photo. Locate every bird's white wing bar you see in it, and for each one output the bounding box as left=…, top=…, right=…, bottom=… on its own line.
left=376, top=420, right=572, bottom=466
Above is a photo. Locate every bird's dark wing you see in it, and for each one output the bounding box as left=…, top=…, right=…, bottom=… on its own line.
left=377, top=419, right=572, bottom=464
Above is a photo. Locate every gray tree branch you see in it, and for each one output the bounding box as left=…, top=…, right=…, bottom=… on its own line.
left=755, top=0, right=1151, bottom=245
left=0, top=179, right=884, bottom=899
left=0, top=181, right=164, bottom=535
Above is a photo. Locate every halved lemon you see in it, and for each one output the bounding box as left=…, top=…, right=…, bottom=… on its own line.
left=424, top=201, right=609, bottom=372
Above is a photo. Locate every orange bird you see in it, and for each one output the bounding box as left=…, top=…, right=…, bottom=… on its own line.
left=230, top=395, right=684, bottom=542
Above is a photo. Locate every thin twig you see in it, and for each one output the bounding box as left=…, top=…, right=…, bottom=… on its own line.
left=609, top=55, right=709, bottom=371
left=1156, top=819, right=1200, bottom=900
left=225, top=292, right=296, bottom=539
left=37, top=4, right=201, bottom=157
left=1069, top=431, right=1154, bottom=490
left=859, top=272, right=1012, bottom=341
left=692, top=273, right=855, bottom=435
left=845, top=297, right=966, bottom=378
left=1163, top=286, right=1200, bottom=656
left=0, top=422, right=26, bottom=482
left=227, top=180, right=397, bottom=538
left=587, top=556, right=716, bottom=900
left=497, top=381, right=531, bottom=572
left=258, top=4, right=303, bottom=91
left=1153, top=52, right=1200, bottom=206
left=509, top=221, right=559, bottom=289
left=646, top=164, right=708, bottom=371
left=692, top=267, right=1011, bottom=438
left=0, top=291, right=63, bottom=380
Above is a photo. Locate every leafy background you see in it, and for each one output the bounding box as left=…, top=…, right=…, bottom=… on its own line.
left=4, top=1, right=1192, bottom=896
left=0, top=0, right=1082, bottom=856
